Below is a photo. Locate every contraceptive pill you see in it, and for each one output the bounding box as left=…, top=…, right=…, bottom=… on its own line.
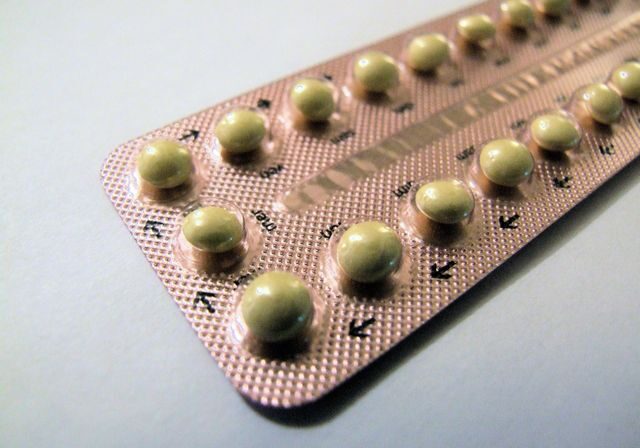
left=457, top=14, right=496, bottom=44
left=215, top=108, right=266, bottom=154
left=182, top=206, right=243, bottom=253
left=415, top=179, right=475, bottom=224
left=353, top=51, right=400, bottom=94
left=610, top=62, right=640, bottom=100
left=581, top=83, right=624, bottom=125
left=479, top=138, right=534, bottom=187
left=240, top=271, right=314, bottom=343
left=336, top=221, right=402, bottom=283
left=406, top=33, right=450, bottom=72
left=535, top=0, right=569, bottom=17
left=530, top=113, right=580, bottom=151
left=136, top=140, right=192, bottom=189
left=290, top=78, right=335, bottom=122
left=500, top=0, right=535, bottom=28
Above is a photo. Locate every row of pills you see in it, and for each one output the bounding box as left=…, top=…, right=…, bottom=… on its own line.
left=143, top=0, right=604, bottom=178
left=133, top=60, right=640, bottom=350
left=135, top=61, right=640, bottom=197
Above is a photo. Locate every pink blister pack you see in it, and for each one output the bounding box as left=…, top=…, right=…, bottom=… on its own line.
left=101, top=0, right=640, bottom=407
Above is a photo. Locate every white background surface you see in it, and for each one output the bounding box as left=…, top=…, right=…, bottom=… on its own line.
left=2, top=1, right=640, bottom=447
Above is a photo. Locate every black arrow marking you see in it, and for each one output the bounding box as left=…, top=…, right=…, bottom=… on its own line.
left=257, top=98, right=271, bottom=109
left=392, top=102, right=414, bottom=113
left=499, top=213, right=520, bottom=229
left=598, top=144, right=615, bottom=155
left=533, top=37, right=548, bottom=48
left=348, top=318, right=376, bottom=339
left=552, top=176, right=572, bottom=189
left=510, top=118, right=526, bottom=130
left=494, top=55, right=510, bottom=66
left=430, top=261, right=456, bottom=280
left=555, top=94, right=568, bottom=103
left=178, top=129, right=199, bottom=142
left=143, top=220, right=164, bottom=238
left=568, top=19, right=580, bottom=30
left=194, top=291, right=216, bottom=314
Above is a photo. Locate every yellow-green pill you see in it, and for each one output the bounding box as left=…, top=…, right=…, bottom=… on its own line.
left=241, top=271, right=314, bottom=343
left=182, top=206, right=243, bottom=253
left=337, top=221, right=402, bottom=284
left=611, top=62, right=640, bottom=101
left=406, top=33, right=450, bottom=72
left=215, top=108, right=266, bottom=154
left=582, top=83, right=623, bottom=125
left=535, top=0, right=569, bottom=17
left=456, top=14, right=496, bottom=44
left=530, top=113, right=580, bottom=152
left=416, top=179, right=475, bottom=225
left=501, top=0, right=535, bottom=28
left=353, top=51, right=400, bottom=94
left=480, top=138, right=534, bottom=187
left=290, top=78, right=335, bottom=122
left=136, top=139, right=192, bottom=189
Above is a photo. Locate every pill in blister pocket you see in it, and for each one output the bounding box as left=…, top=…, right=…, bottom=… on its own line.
left=290, top=78, right=335, bottom=122
left=182, top=206, right=243, bottom=253
left=136, top=140, right=193, bottom=189
left=535, top=0, right=569, bottom=17
left=581, top=83, right=623, bottom=125
left=240, top=271, right=314, bottom=343
left=406, top=33, right=450, bottom=72
left=215, top=108, right=266, bottom=154
left=457, top=14, right=496, bottom=44
left=500, top=0, right=535, bottom=29
left=530, top=113, right=580, bottom=152
left=337, top=221, right=403, bottom=284
left=611, top=62, right=640, bottom=100
left=415, top=179, right=475, bottom=224
left=479, top=138, right=534, bottom=187
left=353, top=51, right=400, bottom=94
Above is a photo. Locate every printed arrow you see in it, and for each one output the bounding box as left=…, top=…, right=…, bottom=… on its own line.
left=533, top=37, right=548, bottom=48
left=143, top=220, right=164, bottom=238
left=598, top=144, right=615, bottom=155
left=494, top=55, right=510, bottom=66
left=348, top=318, right=376, bottom=339
left=178, top=129, right=199, bottom=142
left=430, top=261, right=456, bottom=280
left=510, top=119, right=526, bottom=130
left=555, top=94, right=568, bottom=103
left=194, top=291, right=216, bottom=314
left=256, top=98, right=271, bottom=109
left=552, top=176, right=572, bottom=189
left=392, top=102, right=414, bottom=113
left=499, top=213, right=520, bottom=229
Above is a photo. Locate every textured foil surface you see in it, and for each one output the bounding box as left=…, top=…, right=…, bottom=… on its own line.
left=101, top=0, right=640, bottom=407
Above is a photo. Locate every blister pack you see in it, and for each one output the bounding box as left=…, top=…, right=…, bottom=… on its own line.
left=101, top=0, right=640, bottom=407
